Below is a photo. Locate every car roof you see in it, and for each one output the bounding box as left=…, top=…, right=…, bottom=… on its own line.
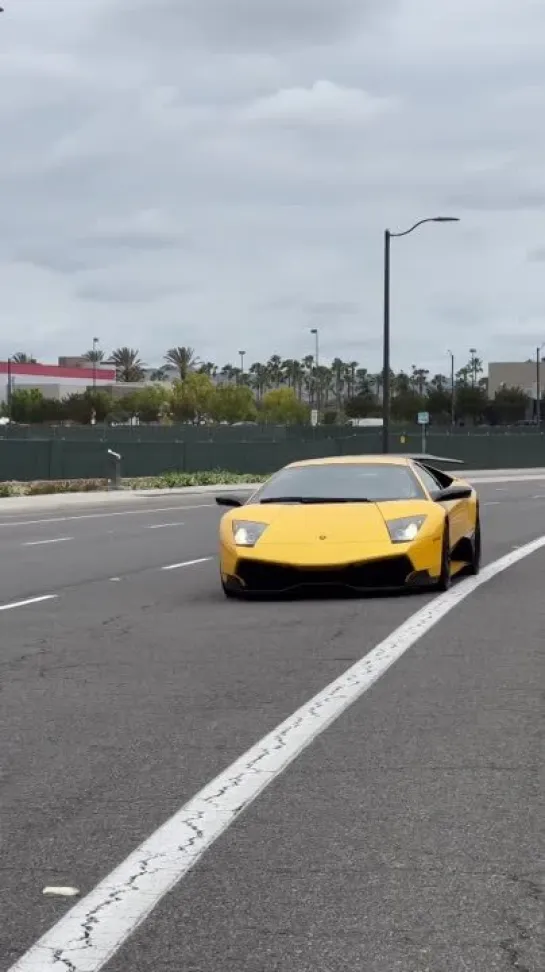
left=287, top=455, right=416, bottom=469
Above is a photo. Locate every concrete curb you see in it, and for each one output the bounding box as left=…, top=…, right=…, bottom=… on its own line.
left=1, top=468, right=545, bottom=514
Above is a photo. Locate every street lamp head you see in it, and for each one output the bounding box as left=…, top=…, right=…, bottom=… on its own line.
left=310, top=327, right=318, bottom=334
left=432, top=217, right=460, bottom=223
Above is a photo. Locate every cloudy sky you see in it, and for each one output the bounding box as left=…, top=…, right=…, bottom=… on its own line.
left=1, top=0, right=544, bottom=376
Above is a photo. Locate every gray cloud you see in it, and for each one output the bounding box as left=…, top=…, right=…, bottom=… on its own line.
left=1, top=0, right=545, bottom=370
left=109, top=0, right=389, bottom=51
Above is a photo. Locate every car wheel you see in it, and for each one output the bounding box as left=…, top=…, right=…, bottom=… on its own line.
left=222, top=579, right=240, bottom=599
left=466, top=510, right=481, bottom=575
left=436, top=521, right=451, bottom=592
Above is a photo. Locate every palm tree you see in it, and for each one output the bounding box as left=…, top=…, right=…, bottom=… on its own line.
left=267, top=355, right=283, bottom=388
left=82, top=348, right=105, bottom=363
left=198, top=361, right=217, bottom=378
left=410, top=366, right=429, bottom=395
left=430, top=373, right=448, bottom=391
left=164, top=346, right=199, bottom=380
left=11, top=352, right=37, bottom=363
left=111, top=347, right=145, bottom=382
left=149, top=365, right=170, bottom=381
left=219, top=363, right=236, bottom=385
left=331, top=358, right=345, bottom=409
left=249, top=362, right=268, bottom=400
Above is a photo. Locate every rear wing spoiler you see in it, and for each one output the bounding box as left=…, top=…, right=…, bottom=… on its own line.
left=404, top=453, right=464, bottom=465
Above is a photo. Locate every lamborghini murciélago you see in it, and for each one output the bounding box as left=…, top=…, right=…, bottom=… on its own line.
left=215, top=454, right=481, bottom=597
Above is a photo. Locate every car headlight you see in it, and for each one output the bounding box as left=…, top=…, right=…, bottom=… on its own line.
left=232, top=520, right=268, bottom=547
left=386, top=515, right=426, bottom=543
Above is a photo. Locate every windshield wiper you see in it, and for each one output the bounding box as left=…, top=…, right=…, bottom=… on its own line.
left=259, top=496, right=372, bottom=504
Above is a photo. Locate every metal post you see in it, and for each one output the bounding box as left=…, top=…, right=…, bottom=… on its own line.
left=239, top=350, right=246, bottom=384
left=107, top=449, right=122, bottom=490
left=381, top=229, right=391, bottom=453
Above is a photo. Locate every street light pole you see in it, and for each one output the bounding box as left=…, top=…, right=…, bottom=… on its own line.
left=381, top=216, right=459, bottom=453
left=447, top=350, right=455, bottom=426
left=238, top=350, right=246, bottom=384
left=469, top=347, right=477, bottom=387
left=92, top=336, right=99, bottom=389
left=537, top=344, right=544, bottom=427
left=310, top=327, right=319, bottom=415
left=6, top=355, right=12, bottom=422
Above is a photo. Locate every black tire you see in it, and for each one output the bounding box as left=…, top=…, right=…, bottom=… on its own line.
left=436, top=521, right=451, bottom=592
left=466, top=510, right=481, bottom=576
left=222, top=578, right=245, bottom=599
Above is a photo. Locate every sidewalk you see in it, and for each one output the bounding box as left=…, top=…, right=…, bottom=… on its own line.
left=1, top=468, right=545, bottom=515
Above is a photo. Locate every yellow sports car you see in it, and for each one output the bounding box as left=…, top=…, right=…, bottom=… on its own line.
left=215, top=454, right=481, bottom=597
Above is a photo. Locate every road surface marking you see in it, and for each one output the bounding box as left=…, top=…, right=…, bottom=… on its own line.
left=43, top=888, right=79, bottom=898
left=147, top=521, right=185, bottom=530
left=0, top=595, right=58, bottom=613
left=161, top=557, right=212, bottom=571
left=22, top=537, right=72, bottom=547
left=9, top=533, right=545, bottom=972
left=482, top=501, right=500, bottom=506
left=0, top=505, right=214, bottom=529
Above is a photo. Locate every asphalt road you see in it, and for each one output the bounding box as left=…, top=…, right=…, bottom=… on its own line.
left=1, top=479, right=544, bottom=971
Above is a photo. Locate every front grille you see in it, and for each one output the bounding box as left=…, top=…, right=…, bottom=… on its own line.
left=235, top=555, right=413, bottom=592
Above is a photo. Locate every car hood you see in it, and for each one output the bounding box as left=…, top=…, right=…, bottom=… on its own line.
left=237, top=500, right=431, bottom=546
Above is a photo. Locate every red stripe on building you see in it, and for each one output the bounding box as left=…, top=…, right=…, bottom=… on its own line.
left=0, top=362, right=117, bottom=381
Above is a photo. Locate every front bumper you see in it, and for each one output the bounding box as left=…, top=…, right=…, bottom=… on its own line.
left=224, top=554, right=436, bottom=595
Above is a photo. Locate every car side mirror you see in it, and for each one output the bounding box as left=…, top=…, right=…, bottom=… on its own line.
left=433, top=485, right=473, bottom=502
left=215, top=494, right=245, bottom=508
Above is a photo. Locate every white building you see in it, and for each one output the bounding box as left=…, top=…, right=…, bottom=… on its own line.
left=0, top=360, right=117, bottom=403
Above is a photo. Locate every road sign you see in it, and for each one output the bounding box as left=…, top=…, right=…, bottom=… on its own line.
left=417, top=411, right=429, bottom=425
left=311, top=409, right=318, bottom=427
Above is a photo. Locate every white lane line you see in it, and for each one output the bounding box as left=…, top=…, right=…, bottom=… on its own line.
left=0, top=594, right=58, bottom=613
left=9, top=533, right=545, bottom=972
left=482, top=501, right=500, bottom=506
left=146, top=521, right=185, bottom=530
left=0, top=504, right=215, bottom=529
left=161, top=557, right=211, bottom=571
left=22, top=537, right=72, bottom=547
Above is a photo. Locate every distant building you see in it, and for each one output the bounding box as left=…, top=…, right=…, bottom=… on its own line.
left=0, top=360, right=117, bottom=403
left=488, top=360, right=543, bottom=400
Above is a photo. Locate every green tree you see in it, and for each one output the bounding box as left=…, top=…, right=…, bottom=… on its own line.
left=426, top=387, right=452, bottom=422
left=164, top=346, right=199, bottom=380
left=8, top=388, right=47, bottom=423
left=391, top=390, right=425, bottom=422
left=487, top=386, right=529, bottom=425
left=455, top=385, right=488, bottom=424
left=209, top=385, right=257, bottom=424
left=261, top=388, right=310, bottom=425
left=345, top=393, right=377, bottom=419
left=62, top=390, right=113, bottom=424
left=111, top=347, right=145, bottom=382
left=170, top=374, right=215, bottom=423
left=119, top=385, right=171, bottom=423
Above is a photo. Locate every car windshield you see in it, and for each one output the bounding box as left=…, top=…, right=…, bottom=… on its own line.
left=253, top=462, right=425, bottom=503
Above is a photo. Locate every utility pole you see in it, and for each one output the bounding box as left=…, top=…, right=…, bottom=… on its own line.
left=310, top=328, right=319, bottom=415
left=381, top=216, right=459, bottom=453
left=447, top=350, right=455, bottom=426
